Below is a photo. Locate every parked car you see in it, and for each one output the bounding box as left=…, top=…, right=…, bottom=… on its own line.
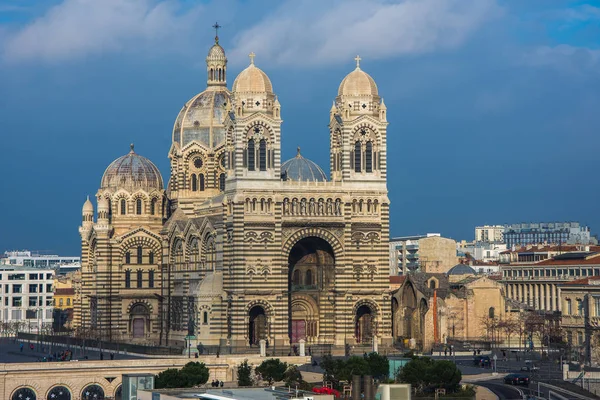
left=473, top=355, right=491, bottom=366
left=504, top=373, right=530, bottom=386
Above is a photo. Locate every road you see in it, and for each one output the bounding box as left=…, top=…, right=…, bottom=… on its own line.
left=0, top=337, right=147, bottom=363
left=477, top=380, right=525, bottom=400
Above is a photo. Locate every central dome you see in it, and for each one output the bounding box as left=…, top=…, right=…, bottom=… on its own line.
left=172, top=89, right=231, bottom=148
left=101, top=144, right=163, bottom=191
left=281, top=148, right=327, bottom=182
left=447, top=264, right=476, bottom=276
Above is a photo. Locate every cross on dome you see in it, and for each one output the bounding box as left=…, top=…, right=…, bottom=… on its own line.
left=249, top=52, right=256, bottom=65
left=213, top=22, right=221, bottom=42
left=354, top=55, right=361, bottom=69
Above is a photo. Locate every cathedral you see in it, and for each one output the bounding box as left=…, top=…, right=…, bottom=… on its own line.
left=75, top=33, right=392, bottom=349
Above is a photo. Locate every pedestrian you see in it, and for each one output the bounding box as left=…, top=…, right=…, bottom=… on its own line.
left=444, top=348, right=447, bottom=357
left=100, top=352, right=104, bottom=360
left=473, top=350, right=476, bottom=356
left=30, top=343, right=34, bottom=351
left=220, top=381, right=224, bottom=388
left=20, top=343, right=24, bottom=352
left=110, top=352, right=114, bottom=360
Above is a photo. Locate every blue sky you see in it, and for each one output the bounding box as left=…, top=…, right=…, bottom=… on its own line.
left=0, top=0, right=599, bottom=255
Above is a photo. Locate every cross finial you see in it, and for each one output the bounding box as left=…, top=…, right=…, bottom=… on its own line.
left=297, top=146, right=301, bottom=156
left=212, top=22, right=221, bottom=42
left=130, top=143, right=135, bottom=153
left=249, top=52, right=255, bottom=65
left=354, top=55, right=361, bottom=68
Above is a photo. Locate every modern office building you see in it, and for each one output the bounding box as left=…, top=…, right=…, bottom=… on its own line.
left=503, top=222, right=595, bottom=247
left=0, top=266, right=55, bottom=333
left=389, top=234, right=458, bottom=275
left=1, top=250, right=80, bottom=269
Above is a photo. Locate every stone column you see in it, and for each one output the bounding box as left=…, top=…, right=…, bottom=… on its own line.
left=373, top=335, right=378, bottom=353
left=298, top=339, right=305, bottom=357
left=259, top=339, right=266, bottom=357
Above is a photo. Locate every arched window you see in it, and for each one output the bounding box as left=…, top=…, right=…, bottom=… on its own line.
left=150, top=198, right=156, bottom=215
left=191, top=173, right=197, bottom=191
left=429, top=280, right=436, bottom=289
left=125, top=269, right=131, bottom=288
left=365, top=141, right=373, bottom=173
left=219, top=173, right=226, bottom=191
left=247, top=139, right=255, bottom=171
left=206, top=237, right=216, bottom=271
left=354, top=141, right=361, bottom=172
left=259, top=139, right=267, bottom=171
left=306, top=269, right=313, bottom=286
left=120, top=199, right=127, bottom=215
left=203, top=311, right=208, bottom=324
left=137, top=246, right=143, bottom=264
left=210, top=68, right=213, bottom=81
left=125, top=252, right=131, bottom=264
left=148, top=251, right=154, bottom=264
left=148, top=269, right=154, bottom=288
left=136, top=198, right=142, bottom=215
left=47, top=385, right=71, bottom=400
left=199, top=174, right=205, bottom=191
left=137, top=269, right=143, bottom=288
left=489, top=307, right=495, bottom=319
left=293, top=269, right=300, bottom=286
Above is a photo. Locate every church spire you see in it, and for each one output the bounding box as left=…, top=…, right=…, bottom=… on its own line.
left=206, top=24, right=227, bottom=87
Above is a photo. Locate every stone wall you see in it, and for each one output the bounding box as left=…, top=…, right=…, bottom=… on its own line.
left=418, top=237, right=458, bottom=274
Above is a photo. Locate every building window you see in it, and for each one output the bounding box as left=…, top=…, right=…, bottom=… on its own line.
left=577, top=299, right=583, bottom=315
left=219, top=173, right=226, bottom=191
left=247, top=139, right=255, bottom=171
left=137, top=246, right=143, bottom=264
left=354, top=141, right=361, bottom=172
left=137, top=270, right=143, bottom=288
left=191, top=173, right=197, bottom=191
left=125, top=269, right=131, bottom=288
left=149, top=251, right=154, bottom=265
left=149, top=270, right=155, bottom=288
left=12, top=284, right=22, bottom=293
left=136, top=198, right=142, bottom=215
left=59, top=298, right=63, bottom=306
left=489, top=307, right=495, bottom=319
left=67, top=298, right=71, bottom=306
left=578, top=331, right=584, bottom=345
left=12, top=297, right=21, bottom=307
left=566, top=299, right=572, bottom=315
left=125, top=252, right=131, bottom=264
left=365, top=141, right=373, bottom=173
left=203, top=311, right=208, bottom=324
left=120, top=199, right=127, bottom=215
left=259, top=139, right=267, bottom=171
left=151, top=198, right=156, bottom=215
left=199, top=174, right=205, bottom=191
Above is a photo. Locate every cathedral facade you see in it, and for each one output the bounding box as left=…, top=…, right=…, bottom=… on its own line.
left=75, top=35, right=392, bottom=349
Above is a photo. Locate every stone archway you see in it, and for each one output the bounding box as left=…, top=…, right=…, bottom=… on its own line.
left=248, top=305, right=267, bottom=346
left=355, top=304, right=374, bottom=344
left=287, top=236, right=335, bottom=344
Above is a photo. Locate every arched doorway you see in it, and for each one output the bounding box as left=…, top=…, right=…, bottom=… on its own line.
left=130, top=303, right=150, bottom=339
left=288, top=237, right=335, bottom=344
left=355, top=305, right=374, bottom=344
left=248, top=306, right=267, bottom=346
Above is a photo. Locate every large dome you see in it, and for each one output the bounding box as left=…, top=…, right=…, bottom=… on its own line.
left=232, top=55, right=273, bottom=94
left=447, top=264, right=476, bottom=276
left=101, top=144, right=163, bottom=191
left=172, top=89, right=231, bottom=148
left=338, top=57, right=378, bottom=97
left=281, top=148, right=327, bottom=182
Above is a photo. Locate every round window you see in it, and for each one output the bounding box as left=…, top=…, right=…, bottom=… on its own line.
left=194, top=158, right=203, bottom=169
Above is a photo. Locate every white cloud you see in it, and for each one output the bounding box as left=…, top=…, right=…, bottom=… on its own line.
left=1, top=0, right=204, bottom=63
left=521, top=45, right=600, bottom=73
left=228, top=0, right=501, bottom=67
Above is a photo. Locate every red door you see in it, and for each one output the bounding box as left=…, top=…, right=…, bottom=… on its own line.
left=291, top=320, right=306, bottom=343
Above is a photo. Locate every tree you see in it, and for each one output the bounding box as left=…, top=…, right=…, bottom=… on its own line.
left=237, top=360, right=253, bottom=387
left=256, top=358, right=288, bottom=385
left=498, top=317, right=519, bottom=353
left=155, top=362, right=209, bottom=389
left=364, top=352, right=390, bottom=380
left=338, top=356, right=369, bottom=382
left=284, top=365, right=304, bottom=387
left=398, top=357, right=462, bottom=394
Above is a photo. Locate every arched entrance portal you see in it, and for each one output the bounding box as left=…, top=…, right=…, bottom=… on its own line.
left=355, top=305, right=374, bottom=343
left=129, top=303, right=150, bottom=339
left=288, top=237, right=335, bottom=344
left=248, top=306, right=267, bottom=346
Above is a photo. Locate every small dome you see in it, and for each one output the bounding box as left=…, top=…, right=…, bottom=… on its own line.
left=338, top=56, right=378, bottom=97
left=447, top=264, right=477, bottom=276
left=98, top=196, right=109, bottom=210
left=207, top=42, right=226, bottom=60
left=232, top=54, right=273, bottom=94
left=281, top=148, right=327, bottom=182
left=172, top=89, right=231, bottom=148
left=101, top=144, right=163, bottom=191
left=82, top=196, right=93, bottom=214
